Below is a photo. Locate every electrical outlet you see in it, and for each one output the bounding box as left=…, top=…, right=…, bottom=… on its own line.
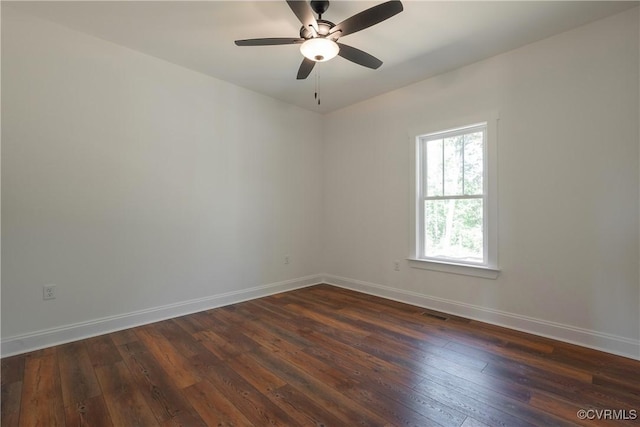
left=43, top=285, right=56, bottom=300
left=393, top=261, right=400, bottom=271
left=284, top=255, right=290, bottom=265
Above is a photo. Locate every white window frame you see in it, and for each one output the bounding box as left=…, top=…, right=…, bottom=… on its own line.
left=409, top=113, right=499, bottom=279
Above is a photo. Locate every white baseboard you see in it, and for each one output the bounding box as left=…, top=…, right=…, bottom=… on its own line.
left=1, top=274, right=323, bottom=357
left=4, top=273, right=638, bottom=361
left=322, top=274, right=640, bottom=361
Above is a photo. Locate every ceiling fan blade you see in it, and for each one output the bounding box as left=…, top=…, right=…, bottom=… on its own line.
left=337, top=43, right=383, bottom=69
left=235, top=38, right=304, bottom=46
left=297, top=57, right=316, bottom=79
left=330, top=0, right=403, bottom=38
left=287, top=0, right=318, bottom=32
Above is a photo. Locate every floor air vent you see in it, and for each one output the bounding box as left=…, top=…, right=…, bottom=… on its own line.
left=420, top=311, right=449, bottom=321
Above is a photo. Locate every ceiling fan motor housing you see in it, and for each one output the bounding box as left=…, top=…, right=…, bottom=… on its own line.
left=300, top=20, right=336, bottom=40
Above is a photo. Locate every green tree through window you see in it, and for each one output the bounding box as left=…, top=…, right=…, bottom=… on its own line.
left=419, top=124, right=486, bottom=263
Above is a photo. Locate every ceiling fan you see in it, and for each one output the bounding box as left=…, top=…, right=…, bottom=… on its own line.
left=234, top=0, right=403, bottom=79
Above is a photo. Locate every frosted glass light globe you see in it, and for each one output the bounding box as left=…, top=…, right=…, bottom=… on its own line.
left=300, top=38, right=339, bottom=62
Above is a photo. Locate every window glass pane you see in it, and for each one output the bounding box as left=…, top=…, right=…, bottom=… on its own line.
left=426, top=138, right=443, bottom=197
left=463, top=131, right=483, bottom=195
left=443, top=135, right=463, bottom=196
left=424, top=198, right=483, bottom=262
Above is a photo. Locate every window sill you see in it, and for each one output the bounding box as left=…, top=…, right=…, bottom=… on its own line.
left=408, top=258, right=500, bottom=279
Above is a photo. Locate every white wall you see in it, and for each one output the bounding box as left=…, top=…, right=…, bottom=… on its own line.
left=323, top=8, right=640, bottom=358
left=1, top=7, right=323, bottom=352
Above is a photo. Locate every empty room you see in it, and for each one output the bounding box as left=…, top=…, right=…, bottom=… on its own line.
left=2, top=1, right=639, bottom=426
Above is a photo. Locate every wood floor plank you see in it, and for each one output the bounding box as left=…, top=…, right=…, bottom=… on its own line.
left=283, top=302, right=372, bottom=338
left=191, top=311, right=260, bottom=355
left=528, top=392, right=621, bottom=427
left=109, top=328, right=139, bottom=346
left=231, top=314, right=315, bottom=357
left=245, top=345, right=391, bottom=426
left=303, top=332, right=422, bottom=389
left=285, top=290, right=454, bottom=350
left=446, top=340, right=593, bottom=383
left=3, top=284, right=640, bottom=426
left=592, top=374, right=640, bottom=400
left=2, top=355, right=26, bottom=386
left=171, top=314, right=207, bottom=336
left=230, top=302, right=318, bottom=349
left=134, top=325, right=201, bottom=389
left=345, top=382, right=463, bottom=427
left=244, top=298, right=298, bottom=322
left=183, top=380, right=254, bottom=427
left=63, top=394, right=113, bottom=427
left=1, top=355, right=26, bottom=427
left=193, top=330, right=245, bottom=361
left=336, top=303, right=452, bottom=347
left=19, top=352, right=65, bottom=426
left=462, top=321, right=555, bottom=354
left=223, top=353, right=287, bottom=394
left=413, top=363, right=578, bottom=426
left=154, top=319, right=208, bottom=359
left=95, top=361, right=158, bottom=427
left=58, top=341, right=102, bottom=410
left=413, top=375, right=533, bottom=427
left=269, top=383, right=350, bottom=426
left=362, top=332, right=486, bottom=372
left=194, top=354, right=300, bottom=427
left=461, top=417, right=493, bottom=427
left=85, top=335, right=122, bottom=368
left=299, top=330, right=468, bottom=426
left=117, top=341, right=207, bottom=426
left=482, top=358, right=640, bottom=410
left=1, top=381, right=23, bottom=427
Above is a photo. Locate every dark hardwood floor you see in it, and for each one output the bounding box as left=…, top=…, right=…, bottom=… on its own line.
left=2, top=284, right=639, bottom=426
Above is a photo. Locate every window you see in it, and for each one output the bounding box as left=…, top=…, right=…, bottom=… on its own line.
left=410, top=117, right=498, bottom=278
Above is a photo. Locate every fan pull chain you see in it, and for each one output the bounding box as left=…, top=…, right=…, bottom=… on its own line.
left=315, top=71, right=321, bottom=106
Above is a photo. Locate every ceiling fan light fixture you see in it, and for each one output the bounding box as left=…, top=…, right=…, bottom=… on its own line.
left=300, top=37, right=339, bottom=62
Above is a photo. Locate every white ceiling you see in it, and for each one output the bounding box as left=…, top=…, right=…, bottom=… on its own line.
left=6, top=1, right=637, bottom=113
